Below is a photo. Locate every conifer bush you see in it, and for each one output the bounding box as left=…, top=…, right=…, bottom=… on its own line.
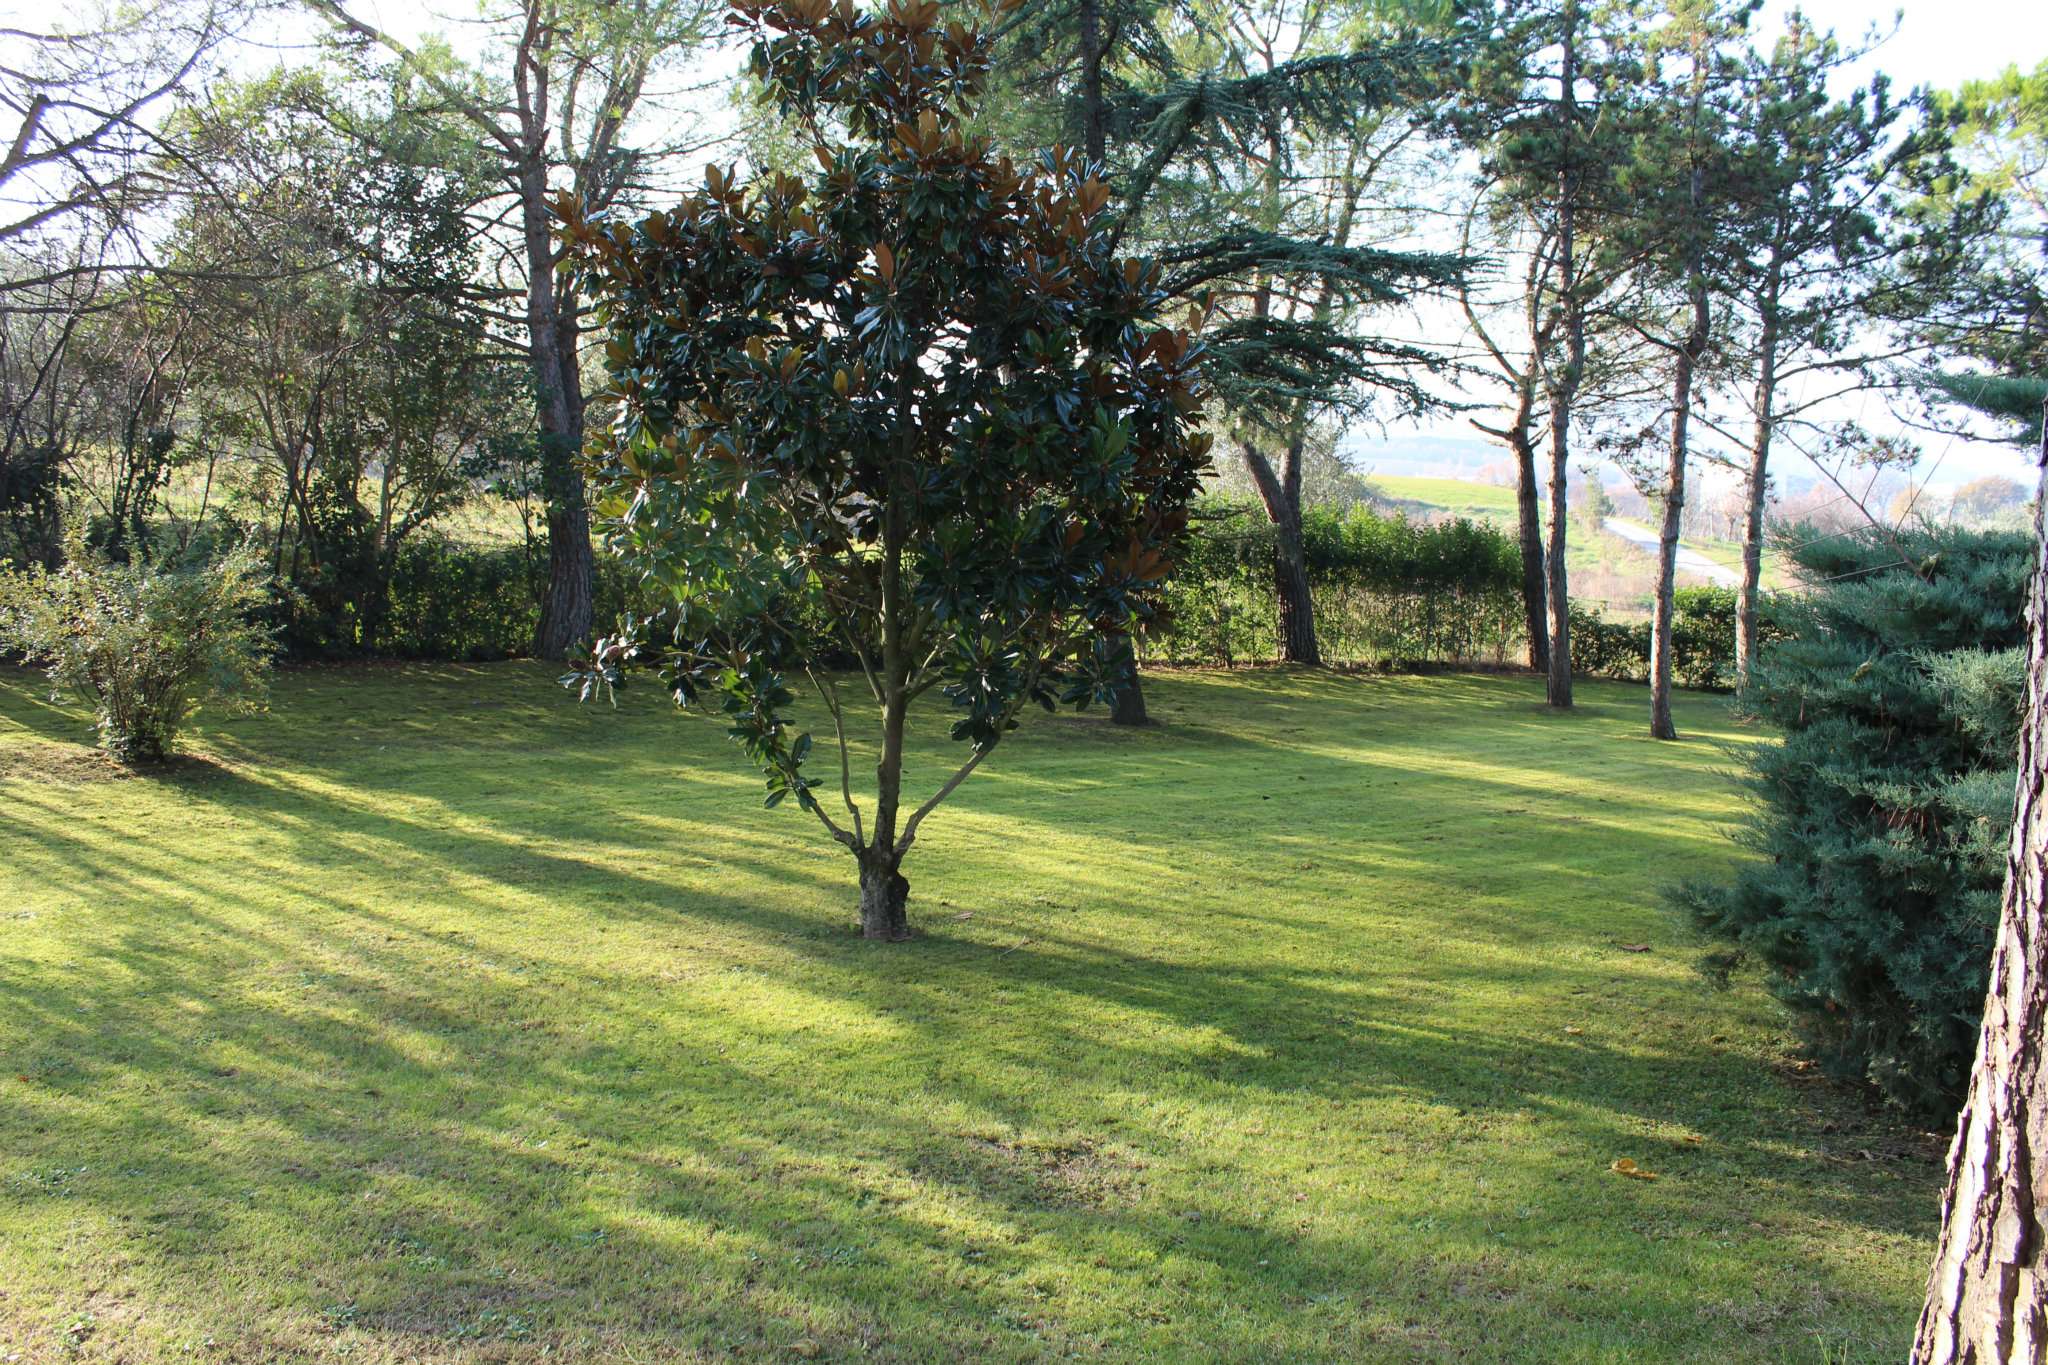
left=1675, top=525, right=2033, bottom=1117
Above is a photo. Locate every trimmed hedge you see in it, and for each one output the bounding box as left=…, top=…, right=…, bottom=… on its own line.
left=1570, top=588, right=1790, bottom=692
left=1150, top=504, right=1526, bottom=669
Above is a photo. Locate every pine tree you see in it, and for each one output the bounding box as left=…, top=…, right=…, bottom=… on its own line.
left=988, top=0, right=1465, bottom=696
left=1675, top=525, right=2034, bottom=1116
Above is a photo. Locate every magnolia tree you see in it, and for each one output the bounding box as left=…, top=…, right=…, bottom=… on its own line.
left=558, top=0, right=1213, bottom=940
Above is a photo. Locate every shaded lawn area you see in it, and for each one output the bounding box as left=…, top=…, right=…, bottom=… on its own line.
left=0, top=663, right=1941, bottom=1362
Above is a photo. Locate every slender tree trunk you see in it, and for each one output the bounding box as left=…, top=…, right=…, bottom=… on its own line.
left=860, top=452, right=914, bottom=940
left=521, top=163, right=594, bottom=659
left=1511, top=423, right=1550, bottom=673
left=1913, top=401, right=2048, bottom=1363
left=1542, top=3, right=1580, bottom=710
left=1736, top=297, right=1780, bottom=686
left=1649, top=280, right=1709, bottom=743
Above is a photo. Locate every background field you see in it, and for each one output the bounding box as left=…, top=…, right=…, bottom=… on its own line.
left=0, top=665, right=1940, bottom=1362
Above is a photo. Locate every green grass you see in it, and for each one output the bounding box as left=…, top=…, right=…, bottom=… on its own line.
left=1373, top=474, right=1522, bottom=521
left=0, top=664, right=1941, bottom=1362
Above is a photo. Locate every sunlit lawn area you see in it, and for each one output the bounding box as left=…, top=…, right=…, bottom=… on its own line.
left=0, top=664, right=1940, bottom=1362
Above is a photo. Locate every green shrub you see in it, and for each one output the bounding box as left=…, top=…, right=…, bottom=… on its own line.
left=0, top=539, right=277, bottom=764
left=1568, top=587, right=1789, bottom=691
left=1673, top=525, right=2032, bottom=1117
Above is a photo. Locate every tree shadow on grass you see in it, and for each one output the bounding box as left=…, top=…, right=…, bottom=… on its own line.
left=0, top=664, right=1931, bottom=1360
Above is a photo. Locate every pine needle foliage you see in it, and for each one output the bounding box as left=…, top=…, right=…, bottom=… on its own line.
left=1675, top=525, right=2033, bottom=1117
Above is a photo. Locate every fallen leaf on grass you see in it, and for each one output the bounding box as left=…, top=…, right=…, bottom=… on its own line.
left=1619, top=944, right=1651, bottom=953
left=1563, top=1026, right=1584, bottom=1036
left=1610, top=1158, right=1659, bottom=1180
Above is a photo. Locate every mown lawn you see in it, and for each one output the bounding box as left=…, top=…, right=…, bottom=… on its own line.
left=0, top=664, right=1941, bottom=1362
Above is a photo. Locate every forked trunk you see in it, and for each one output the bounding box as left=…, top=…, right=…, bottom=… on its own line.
left=1913, top=404, right=2048, bottom=1361
left=858, top=853, right=910, bottom=941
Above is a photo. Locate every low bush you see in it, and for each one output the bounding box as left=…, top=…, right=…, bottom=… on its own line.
left=0, top=539, right=276, bottom=763
left=1673, top=525, right=2033, bottom=1118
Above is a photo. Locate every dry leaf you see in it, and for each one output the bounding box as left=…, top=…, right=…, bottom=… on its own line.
left=1564, top=1026, right=1584, bottom=1036
left=1619, top=943, right=1651, bottom=953
left=1610, top=1158, right=1659, bottom=1180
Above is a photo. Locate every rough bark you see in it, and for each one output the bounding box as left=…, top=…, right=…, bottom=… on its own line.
left=524, top=163, right=594, bottom=659
left=858, top=852, right=910, bottom=941
left=1273, top=529, right=1321, bottom=666
left=1511, top=424, right=1550, bottom=674
left=1913, top=400, right=2048, bottom=1363
left=1648, top=273, right=1708, bottom=743
left=1241, top=438, right=1322, bottom=667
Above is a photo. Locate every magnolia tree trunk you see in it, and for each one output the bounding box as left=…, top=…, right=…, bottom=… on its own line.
left=1109, top=638, right=1149, bottom=726
left=858, top=852, right=909, bottom=941
left=1914, top=408, right=2048, bottom=1362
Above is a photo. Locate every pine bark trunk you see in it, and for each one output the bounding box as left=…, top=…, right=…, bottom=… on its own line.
left=1735, top=291, right=1779, bottom=687
left=1541, top=3, right=1581, bottom=711
left=1543, top=383, right=1574, bottom=708
left=1512, top=424, right=1550, bottom=674
left=520, top=161, right=594, bottom=660
left=1913, top=401, right=2048, bottom=1362
left=1241, top=439, right=1321, bottom=667
left=1648, top=278, right=1707, bottom=743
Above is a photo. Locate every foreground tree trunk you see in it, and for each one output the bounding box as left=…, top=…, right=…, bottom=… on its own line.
left=1914, top=405, right=2048, bottom=1362
left=858, top=851, right=910, bottom=941
left=1273, top=511, right=1321, bottom=666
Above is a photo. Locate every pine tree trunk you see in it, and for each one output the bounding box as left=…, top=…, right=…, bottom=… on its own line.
left=1914, top=406, right=2048, bottom=1363
left=1543, top=394, right=1574, bottom=709
left=1274, top=517, right=1321, bottom=667
left=521, top=166, right=594, bottom=660
left=1736, top=307, right=1778, bottom=687
left=1512, top=428, right=1550, bottom=674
